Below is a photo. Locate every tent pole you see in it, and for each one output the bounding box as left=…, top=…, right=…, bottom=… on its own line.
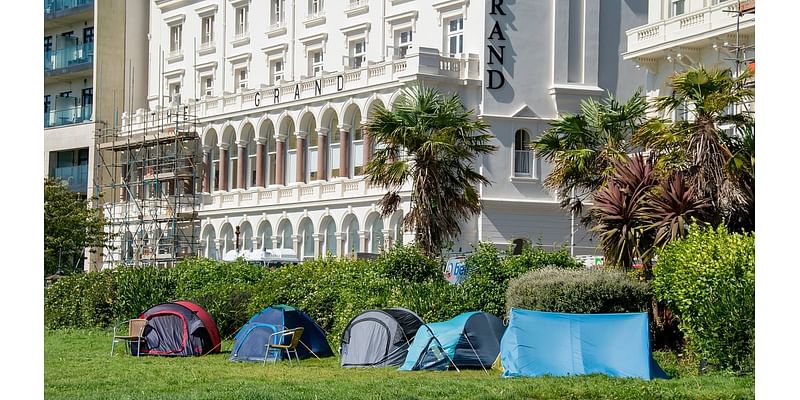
left=420, top=324, right=460, bottom=372
left=463, top=333, right=489, bottom=375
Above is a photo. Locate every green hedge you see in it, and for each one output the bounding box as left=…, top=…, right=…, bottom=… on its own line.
left=506, top=267, right=651, bottom=314
left=45, top=243, right=580, bottom=345
left=652, top=224, right=755, bottom=372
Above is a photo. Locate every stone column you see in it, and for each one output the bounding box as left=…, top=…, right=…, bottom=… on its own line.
left=236, top=140, right=247, bottom=189
left=317, top=128, right=328, bottom=181
left=275, top=137, right=286, bottom=185
left=202, top=145, right=211, bottom=193
left=313, top=233, right=324, bottom=258
left=359, top=230, right=369, bottom=254
left=336, top=233, right=346, bottom=257
left=218, top=143, right=229, bottom=191
left=255, top=139, right=265, bottom=187
left=339, top=125, right=350, bottom=178
left=296, top=131, right=306, bottom=183
left=292, top=235, right=301, bottom=257
left=382, top=229, right=393, bottom=252
left=252, top=237, right=261, bottom=251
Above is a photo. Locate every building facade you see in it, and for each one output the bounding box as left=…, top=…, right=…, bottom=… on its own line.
left=623, top=0, right=754, bottom=113
left=95, top=0, right=649, bottom=268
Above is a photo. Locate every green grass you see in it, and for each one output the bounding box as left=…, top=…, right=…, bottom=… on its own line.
left=45, top=329, right=753, bottom=400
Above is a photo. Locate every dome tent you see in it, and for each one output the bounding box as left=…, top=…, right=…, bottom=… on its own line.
left=340, top=308, right=424, bottom=368
left=399, top=311, right=505, bottom=371
left=135, top=301, right=221, bottom=356
left=230, top=304, right=333, bottom=362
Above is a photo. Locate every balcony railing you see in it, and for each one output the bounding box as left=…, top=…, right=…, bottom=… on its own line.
left=44, top=0, right=92, bottom=16
left=53, top=164, right=89, bottom=193
left=625, top=0, right=754, bottom=56
left=44, top=42, right=93, bottom=72
left=44, top=105, right=92, bottom=128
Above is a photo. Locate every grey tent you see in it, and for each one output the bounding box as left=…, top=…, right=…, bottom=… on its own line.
left=340, top=308, right=424, bottom=368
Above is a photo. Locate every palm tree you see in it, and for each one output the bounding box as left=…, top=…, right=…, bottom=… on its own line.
left=364, top=84, right=496, bottom=256
left=634, top=67, right=754, bottom=231
left=532, top=91, right=647, bottom=222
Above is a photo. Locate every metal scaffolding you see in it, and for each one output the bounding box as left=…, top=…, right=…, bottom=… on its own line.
left=93, top=104, right=201, bottom=269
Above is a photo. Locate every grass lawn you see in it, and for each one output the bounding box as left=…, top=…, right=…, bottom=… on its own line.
left=45, top=329, right=753, bottom=400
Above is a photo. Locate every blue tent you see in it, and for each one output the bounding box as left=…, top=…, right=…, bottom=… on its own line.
left=399, top=311, right=505, bottom=371
left=500, top=309, right=668, bottom=380
left=229, top=305, right=334, bottom=362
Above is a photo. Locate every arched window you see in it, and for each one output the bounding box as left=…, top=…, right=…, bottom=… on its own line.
left=267, top=133, right=277, bottom=185
left=285, top=119, right=297, bottom=184
left=258, top=222, right=273, bottom=250
left=349, top=109, right=364, bottom=176
left=246, top=138, right=257, bottom=188
left=514, top=129, right=533, bottom=177
left=323, top=219, right=337, bottom=257
left=346, top=218, right=360, bottom=255
left=203, top=227, right=217, bottom=259
left=328, top=115, right=340, bottom=178
left=370, top=218, right=384, bottom=253
left=227, top=135, right=237, bottom=190
left=240, top=222, right=253, bottom=251
left=306, top=118, right=318, bottom=182
left=278, top=220, right=293, bottom=250
left=299, top=219, right=314, bottom=259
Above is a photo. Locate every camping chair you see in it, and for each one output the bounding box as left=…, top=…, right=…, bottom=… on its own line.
left=111, top=319, right=148, bottom=357
left=263, top=327, right=305, bottom=366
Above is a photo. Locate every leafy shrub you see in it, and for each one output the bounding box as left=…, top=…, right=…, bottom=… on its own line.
left=112, top=265, right=175, bottom=321
left=375, top=244, right=442, bottom=282
left=460, top=242, right=582, bottom=316
left=652, top=224, right=755, bottom=372
left=506, top=267, right=651, bottom=314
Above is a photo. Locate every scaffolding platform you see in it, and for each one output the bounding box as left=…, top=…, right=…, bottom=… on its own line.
left=93, top=104, right=202, bottom=269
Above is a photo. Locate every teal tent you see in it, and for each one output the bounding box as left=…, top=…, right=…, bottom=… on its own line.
left=500, top=309, right=668, bottom=380
left=399, top=311, right=505, bottom=371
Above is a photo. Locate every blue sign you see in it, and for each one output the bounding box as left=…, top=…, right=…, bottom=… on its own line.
left=444, top=256, right=468, bottom=285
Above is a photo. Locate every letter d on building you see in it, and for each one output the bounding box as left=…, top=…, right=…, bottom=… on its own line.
left=487, top=69, right=506, bottom=89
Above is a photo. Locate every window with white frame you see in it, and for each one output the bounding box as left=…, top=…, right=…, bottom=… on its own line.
left=671, top=0, right=685, bottom=17
left=397, top=30, right=413, bottom=58
left=309, top=50, right=324, bottom=76
left=204, top=77, right=213, bottom=97
left=235, top=68, right=248, bottom=91
left=350, top=40, right=365, bottom=69
left=235, top=5, right=249, bottom=36
left=446, top=17, right=464, bottom=57
left=271, top=0, right=285, bottom=24
left=271, top=59, right=284, bottom=85
left=201, top=16, right=214, bottom=46
left=170, top=83, right=181, bottom=104
left=309, top=0, right=322, bottom=15
left=170, top=24, right=182, bottom=54
left=514, top=129, right=533, bottom=177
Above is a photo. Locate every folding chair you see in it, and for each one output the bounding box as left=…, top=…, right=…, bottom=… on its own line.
left=111, top=319, right=148, bottom=357
left=263, top=327, right=305, bottom=366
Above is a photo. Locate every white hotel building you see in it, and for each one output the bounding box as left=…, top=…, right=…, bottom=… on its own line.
left=96, top=0, right=650, bottom=268
left=623, top=0, right=754, bottom=111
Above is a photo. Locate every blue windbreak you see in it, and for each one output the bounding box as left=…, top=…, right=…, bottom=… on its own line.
left=500, top=309, right=668, bottom=380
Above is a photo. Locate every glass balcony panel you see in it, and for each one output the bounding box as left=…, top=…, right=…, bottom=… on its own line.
left=44, top=42, right=93, bottom=72
left=44, top=0, right=93, bottom=16
left=44, top=105, right=92, bottom=128
left=53, top=164, right=89, bottom=193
